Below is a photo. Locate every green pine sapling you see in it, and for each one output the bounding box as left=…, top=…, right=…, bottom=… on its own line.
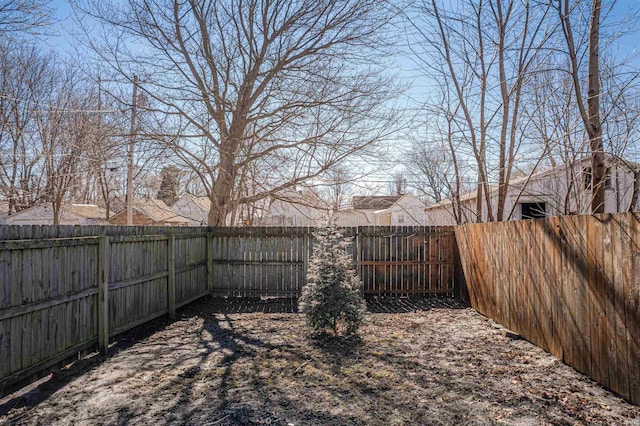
left=298, top=227, right=367, bottom=335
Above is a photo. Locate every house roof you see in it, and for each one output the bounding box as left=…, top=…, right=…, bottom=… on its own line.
left=352, top=195, right=402, bottom=210
left=67, top=204, right=109, bottom=220
left=4, top=203, right=110, bottom=224
left=175, top=193, right=210, bottom=211
left=112, top=198, right=191, bottom=223
left=372, top=194, right=425, bottom=214
left=135, top=199, right=191, bottom=223
left=173, top=194, right=210, bottom=224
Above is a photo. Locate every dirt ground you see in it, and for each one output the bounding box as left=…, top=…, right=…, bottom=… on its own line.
left=1, top=297, right=639, bottom=425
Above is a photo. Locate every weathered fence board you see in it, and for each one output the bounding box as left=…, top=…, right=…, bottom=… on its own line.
left=0, top=224, right=459, bottom=395
left=455, top=213, right=640, bottom=406
left=208, top=226, right=458, bottom=297
left=0, top=227, right=211, bottom=395
left=174, top=235, right=208, bottom=307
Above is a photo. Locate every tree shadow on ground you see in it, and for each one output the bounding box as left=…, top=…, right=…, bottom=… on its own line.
left=364, top=296, right=468, bottom=313
left=203, top=295, right=468, bottom=314
left=152, top=311, right=365, bottom=425
left=0, top=315, right=174, bottom=416
left=1, top=296, right=466, bottom=422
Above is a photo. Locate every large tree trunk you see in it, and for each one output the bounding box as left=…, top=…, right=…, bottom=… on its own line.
left=560, top=0, right=604, bottom=214
left=588, top=0, right=604, bottom=214
left=208, top=142, right=238, bottom=226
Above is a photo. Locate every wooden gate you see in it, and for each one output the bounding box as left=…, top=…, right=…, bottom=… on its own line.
left=209, top=226, right=457, bottom=297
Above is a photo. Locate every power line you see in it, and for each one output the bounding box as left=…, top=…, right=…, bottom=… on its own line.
left=0, top=93, right=122, bottom=114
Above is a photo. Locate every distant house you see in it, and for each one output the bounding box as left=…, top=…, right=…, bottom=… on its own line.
left=338, top=194, right=426, bottom=226
left=4, top=203, right=110, bottom=225
left=171, top=194, right=211, bottom=226
left=259, top=189, right=329, bottom=227
left=425, top=157, right=640, bottom=225
left=108, top=198, right=191, bottom=226
left=330, top=210, right=372, bottom=227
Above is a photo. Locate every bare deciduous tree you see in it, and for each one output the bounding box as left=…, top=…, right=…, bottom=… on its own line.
left=0, top=0, right=53, bottom=36
left=0, top=42, right=50, bottom=214
left=556, top=0, right=605, bottom=214
left=409, top=0, right=553, bottom=222
left=390, top=172, right=407, bottom=196
left=36, top=66, right=103, bottom=224
left=73, top=0, right=399, bottom=225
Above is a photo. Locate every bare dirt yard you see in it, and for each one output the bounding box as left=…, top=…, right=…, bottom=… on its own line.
left=1, top=297, right=639, bottom=425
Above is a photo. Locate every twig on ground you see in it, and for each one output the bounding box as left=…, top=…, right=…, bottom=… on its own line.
left=203, top=414, right=229, bottom=425
left=294, top=360, right=311, bottom=373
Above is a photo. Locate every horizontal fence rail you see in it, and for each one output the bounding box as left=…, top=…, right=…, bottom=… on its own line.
left=455, top=213, right=640, bottom=406
left=0, top=225, right=459, bottom=395
left=208, top=226, right=458, bottom=297
left=0, top=229, right=210, bottom=394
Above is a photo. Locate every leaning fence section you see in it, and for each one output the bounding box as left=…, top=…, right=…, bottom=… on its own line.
left=455, top=213, right=640, bottom=406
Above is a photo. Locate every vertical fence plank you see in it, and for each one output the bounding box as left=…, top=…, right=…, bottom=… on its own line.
left=626, top=215, right=640, bottom=403
left=98, top=236, right=109, bottom=354
left=456, top=214, right=640, bottom=406
left=167, top=235, right=176, bottom=320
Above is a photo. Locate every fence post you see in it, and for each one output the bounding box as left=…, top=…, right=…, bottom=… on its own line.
left=98, top=236, right=109, bottom=354
left=207, top=232, right=214, bottom=294
left=167, top=235, right=176, bottom=319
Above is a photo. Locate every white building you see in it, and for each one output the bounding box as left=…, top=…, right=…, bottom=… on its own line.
left=333, top=194, right=427, bottom=226
left=425, top=157, right=640, bottom=225
left=259, top=189, right=329, bottom=227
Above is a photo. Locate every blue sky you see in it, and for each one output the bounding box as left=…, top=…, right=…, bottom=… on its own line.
left=43, top=0, right=640, bottom=191
left=47, top=0, right=640, bottom=61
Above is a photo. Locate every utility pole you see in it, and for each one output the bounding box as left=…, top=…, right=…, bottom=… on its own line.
left=97, top=75, right=110, bottom=221
left=126, top=75, right=139, bottom=225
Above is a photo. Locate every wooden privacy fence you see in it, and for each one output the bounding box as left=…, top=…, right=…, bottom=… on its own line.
left=0, top=231, right=209, bottom=394
left=209, top=226, right=458, bottom=297
left=455, top=213, right=640, bottom=406
left=0, top=225, right=459, bottom=394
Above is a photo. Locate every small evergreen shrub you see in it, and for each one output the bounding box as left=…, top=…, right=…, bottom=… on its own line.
left=298, top=227, right=367, bottom=335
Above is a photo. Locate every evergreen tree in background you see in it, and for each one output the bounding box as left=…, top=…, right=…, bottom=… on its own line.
left=157, top=166, right=181, bottom=206
left=299, top=227, right=367, bottom=335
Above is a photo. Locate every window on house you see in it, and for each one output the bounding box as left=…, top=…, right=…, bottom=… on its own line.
left=583, top=166, right=611, bottom=190
left=398, top=214, right=405, bottom=224
left=521, top=202, right=546, bottom=220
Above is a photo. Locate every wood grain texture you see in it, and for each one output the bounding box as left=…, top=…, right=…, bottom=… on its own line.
left=455, top=213, right=640, bottom=405
left=0, top=224, right=459, bottom=395
left=209, top=226, right=458, bottom=297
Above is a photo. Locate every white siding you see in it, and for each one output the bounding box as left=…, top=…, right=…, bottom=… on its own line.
left=425, top=159, right=640, bottom=225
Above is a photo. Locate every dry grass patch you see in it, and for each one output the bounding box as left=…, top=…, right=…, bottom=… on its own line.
left=1, top=297, right=639, bottom=425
